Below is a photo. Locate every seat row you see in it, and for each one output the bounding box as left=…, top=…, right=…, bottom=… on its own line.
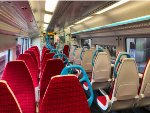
left=0, top=45, right=92, bottom=113
left=0, top=74, right=90, bottom=113
left=69, top=46, right=150, bottom=111
left=96, top=56, right=150, bottom=111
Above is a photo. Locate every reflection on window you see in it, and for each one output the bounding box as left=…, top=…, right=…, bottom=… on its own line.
left=0, top=51, right=8, bottom=76
left=126, top=38, right=150, bottom=73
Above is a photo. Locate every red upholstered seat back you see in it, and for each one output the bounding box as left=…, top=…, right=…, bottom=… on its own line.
left=0, top=80, right=22, bottom=113
left=41, top=47, right=47, bottom=58
left=63, top=45, right=70, bottom=57
left=25, top=50, right=39, bottom=72
left=41, top=53, right=55, bottom=73
left=1, top=61, right=36, bottom=113
left=17, top=54, right=38, bottom=87
left=31, top=46, right=40, bottom=59
left=41, top=49, right=50, bottom=62
left=29, top=48, right=40, bottom=68
left=40, top=59, right=65, bottom=101
left=40, top=76, right=90, bottom=113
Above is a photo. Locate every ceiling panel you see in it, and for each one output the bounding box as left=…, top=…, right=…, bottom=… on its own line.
left=29, top=0, right=45, bottom=34
left=47, top=1, right=116, bottom=31
left=0, top=1, right=38, bottom=37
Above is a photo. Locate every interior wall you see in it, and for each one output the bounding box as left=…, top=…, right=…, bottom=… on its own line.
left=116, top=37, right=126, bottom=54
left=0, top=34, right=17, bottom=52
left=91, top=37, right=118, bottom=46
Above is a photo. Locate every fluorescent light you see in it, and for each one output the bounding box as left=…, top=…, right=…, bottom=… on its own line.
left=95, top=0, right=129, bottom=14
left=45, top=0, right=59, bottom=12
left=43, top=24, right=48, bottom=28
left=67, top=25, right=74, bottom=28
left=43, top=27, right=46, bottom=31
left=44, top=14, right=52, bottom=23
left=75, top=16, right=92, bottom=24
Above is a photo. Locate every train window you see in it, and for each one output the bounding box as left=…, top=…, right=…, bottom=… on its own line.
left=98, top=45, right=116, bottom=63
left=0, top=51, right=8, bottom=76
left=126, top=38, right=150, bottom=73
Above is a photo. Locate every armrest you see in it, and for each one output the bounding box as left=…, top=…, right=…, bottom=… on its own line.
left=35, top=86, right=40, bottom=102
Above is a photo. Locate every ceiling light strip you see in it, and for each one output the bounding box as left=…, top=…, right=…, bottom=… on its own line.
left=72, top=15, right=150, bottom=34
left=45, top=0, right=59, bottom=12
left=95, top=0, right=129, bottom=15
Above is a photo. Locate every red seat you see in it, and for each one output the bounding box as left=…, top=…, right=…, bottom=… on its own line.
left=63, top=45, right=70, bottom=58
left=41, top=49, right=50, bottom=63
left=41, top=53, right=55, bottom=73
left=25, top=50, right=39, bottom=73
left=17, top=53, right=38, bottom=87
left=29, top=48, right=40, bottom=68
left=1, top=61, right=36, bottom=113
left=40, top=59, right=64, bottom=101
left=41, top=47, right=47, bottom=58
left=0, top=80, right=22, bottom=113
left=40, top=75, right=90, bottom=113
left=31, top=46, right=40, bottom=60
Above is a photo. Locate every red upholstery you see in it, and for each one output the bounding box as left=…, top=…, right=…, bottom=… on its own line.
left=63, top=45, right=70, bottom=58
left=0, top=80, right=22, bottom=113
left=29, top=48, right=40, bottom=68
left=41, top=47, right=47, bottom=58
left=97, top=96, right=107, bottom=106
left=41, top=49, right=50, bottom=63
left=41, top=53, right=55, bottom=73
left=31, top=46, right=40, bottom=59
left=17, top=53, right=38, bottom=87
left=1, top=61, right=36, bottom=113
left=25, top=50, right=39, bottom=73
left=40, top=76, right=90, bottom=113
left=40, top=59, right=65, bottom=101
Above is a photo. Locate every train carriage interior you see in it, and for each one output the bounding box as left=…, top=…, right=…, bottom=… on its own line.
left=0, top=0, right=150, bottom=113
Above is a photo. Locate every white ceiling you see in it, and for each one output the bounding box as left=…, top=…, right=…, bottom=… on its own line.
left=29, top=0, right=45, bottom=34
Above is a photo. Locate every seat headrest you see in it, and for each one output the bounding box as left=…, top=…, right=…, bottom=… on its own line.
left=113, top=58, right=139, bottom=100
left=1, top=61, right=36, bottom=113
left=0, top=80, right=22, bottom=113
left=40, top=75, right=90, bottom=113
left=17, top=54, right=38, bottom=87
left=93, top=52, right=111, bottom=82
left=40, top=59, right=65, bottom=100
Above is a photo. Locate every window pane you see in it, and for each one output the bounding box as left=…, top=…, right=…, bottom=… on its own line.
left=0, top=51, right=8, bottom=77
left=98, top=45, right=116, bottom=64
left=126, top=38, right=150, bottom=73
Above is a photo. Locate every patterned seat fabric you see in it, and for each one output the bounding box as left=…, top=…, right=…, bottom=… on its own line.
left=1, top=61, right=36, bottom=113
left=41, top=53, right=55, bottom=73
left=40, top=75, right=90, bottom=113
left=17, top=53, right=38, bottom=87
left=41, top=49, right=50, bottom=63
left=25, top=50, right=39, bottom=73
left=31, top=46, right=40, bottom=60
left=29, top=48, right=40, bottom=68
left=0, top=80, right=22, bottom=113
left=40, top=59, right=65, bottom=101
left=41, top=47, right=47, bottom=57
